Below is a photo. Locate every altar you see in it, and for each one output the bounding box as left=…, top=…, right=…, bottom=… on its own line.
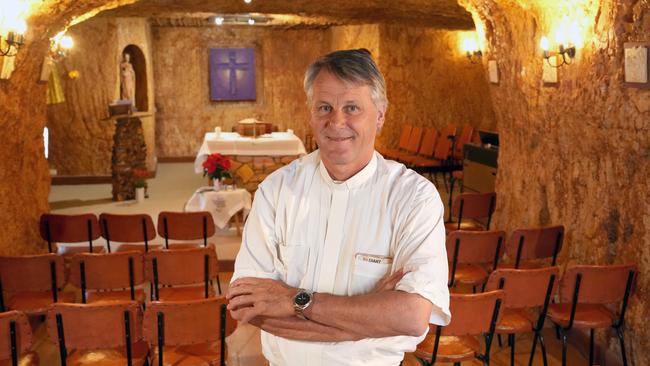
left=194, top=131, right=307, bottom=191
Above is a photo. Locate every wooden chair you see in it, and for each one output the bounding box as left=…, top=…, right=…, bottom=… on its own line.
left=0, top=254, right=74, bottom=316
left=410, top=124, right=458, bottom=188
left=452, top=125, right=475, bottom=162
left=400, top=127, right=438, bottom=165
left=46, top=301, right=148, bottom=366
left=99, top=213, right=161, bottom=253
left=157, top=211, right=215, bottom=250
left=547, top=264, right=636, bottom=366
left=394, top=126, right=423, bottom=162
left=143, top=297, right=236, bottom=366
left=485, top=267, right=560, bottom=366
left=446, top=230, right=505, bottom=293
left=69, top=251, right=146, bottom=304
left=145, top=245, right=221, bottom=301
left=415, top=290, right=505, bottom=366
left=381, top=124, right=412, bottom=160
left=501, top=225, right=564, bottom=269
left=39, top=213, right=104, bottom=256
left=445, top=192, right=496, bottom=234
left=0, top=310, right=38, bottom=366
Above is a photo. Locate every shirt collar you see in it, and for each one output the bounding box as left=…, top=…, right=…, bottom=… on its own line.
left=318, top=151, right=378, bottom=190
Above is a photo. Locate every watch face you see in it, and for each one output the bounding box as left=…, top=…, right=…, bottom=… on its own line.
left=295, top=292, right=311, bottom=306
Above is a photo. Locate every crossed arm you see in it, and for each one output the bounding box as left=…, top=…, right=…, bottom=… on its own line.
left=226, top=270, right=433, bottom=342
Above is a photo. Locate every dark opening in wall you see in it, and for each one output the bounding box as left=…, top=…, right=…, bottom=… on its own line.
left=122, top=44, right=148, bottom=112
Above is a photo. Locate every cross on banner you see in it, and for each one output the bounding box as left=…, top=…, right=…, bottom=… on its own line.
left=209, top=48, right=256, bottom=101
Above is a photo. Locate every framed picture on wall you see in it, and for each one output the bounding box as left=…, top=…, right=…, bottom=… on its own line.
left=209, top=48, right=257, bottom=101
left=624, top=42, right=650, bottom=89
left=488, top=60, right=499, bottom=84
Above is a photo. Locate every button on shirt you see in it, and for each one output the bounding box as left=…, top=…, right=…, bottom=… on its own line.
left=232, top=151, right=450, bottom=366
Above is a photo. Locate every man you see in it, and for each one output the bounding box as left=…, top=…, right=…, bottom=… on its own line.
left=227, top=49, right=450, bottom=366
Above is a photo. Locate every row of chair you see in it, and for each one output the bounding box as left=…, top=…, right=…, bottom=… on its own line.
left=0, top=246, right=221, bottom=317
left=40, top=211, right=216, bottom=255
left=1, top=297, right=235, bottom=366
left=416, top=264, right=636, bottom=366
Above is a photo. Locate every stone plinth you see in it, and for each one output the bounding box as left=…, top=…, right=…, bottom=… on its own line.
left=111, top=115, right=147, bottom=200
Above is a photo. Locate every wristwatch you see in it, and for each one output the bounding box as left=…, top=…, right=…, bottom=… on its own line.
left=293, top=289, right=314, bottom=317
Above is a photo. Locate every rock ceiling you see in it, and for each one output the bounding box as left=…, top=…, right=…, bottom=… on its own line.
left=94, top=0, right=474, bottom=29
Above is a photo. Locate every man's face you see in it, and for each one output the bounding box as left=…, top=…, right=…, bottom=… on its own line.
left=309, top=70, right=385, bottom=178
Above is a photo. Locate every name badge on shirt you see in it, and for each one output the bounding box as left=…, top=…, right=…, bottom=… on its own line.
left=355, top=253, right=393, bottom=265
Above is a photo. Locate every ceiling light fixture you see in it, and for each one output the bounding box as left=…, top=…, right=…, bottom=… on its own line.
left=214, top=16, right=224, bottom=25
left=248, top=18, right=255, bottom=25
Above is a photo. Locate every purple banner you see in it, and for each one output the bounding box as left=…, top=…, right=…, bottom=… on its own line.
left=209, top=48, right=256, bottom=101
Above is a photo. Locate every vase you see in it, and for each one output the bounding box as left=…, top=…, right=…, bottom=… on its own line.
left=213, top=178, right=222, bottom=191
left=135, top=187, right=146, bottom=203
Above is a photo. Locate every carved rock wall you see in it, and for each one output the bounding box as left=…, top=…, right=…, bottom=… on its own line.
left=459, top=1, right=650, bottom=364
left=153, top=26, right=329, bottom=157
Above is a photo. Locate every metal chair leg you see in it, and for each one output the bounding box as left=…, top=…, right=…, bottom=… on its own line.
left=589, top=328, right=594, bottom=366
left=560, top=328, right=568, bottom=366
left=528, top=332, right=539, bottom=366
left=539, top=333, right=549, bottom=366
left=447, top=177, right=455, bottom=222
left=616, top=327, right=628, bottom=366
left=497, top=334, right=503, bottom=347
left=510, top=334, right=516, bottom=366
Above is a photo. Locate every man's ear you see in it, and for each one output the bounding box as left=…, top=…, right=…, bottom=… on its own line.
left=376, top=108, right=386, bottom=132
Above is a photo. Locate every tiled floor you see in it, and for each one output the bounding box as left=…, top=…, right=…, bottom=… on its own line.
left=42, top=164, right=587, bottom=365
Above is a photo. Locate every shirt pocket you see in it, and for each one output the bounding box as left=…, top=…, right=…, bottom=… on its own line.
left=351, top=254, right=392, bottom=295
left=277, top=244, right=310, bottom=288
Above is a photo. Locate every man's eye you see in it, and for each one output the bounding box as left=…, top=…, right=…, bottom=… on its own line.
left=318, top=105, right=332, bottom=113
left=345, top=105, right=359, bottom=113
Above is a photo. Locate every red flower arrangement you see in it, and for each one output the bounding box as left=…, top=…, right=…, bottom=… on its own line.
left=202, top=153, right=232, bottom=181
left=132, top=168, right=149, bottom=188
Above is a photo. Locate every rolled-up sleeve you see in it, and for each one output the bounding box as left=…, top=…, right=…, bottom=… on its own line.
left=232, top=182, right=282, bottom=282
left=393, top=183, right=450, bottom=326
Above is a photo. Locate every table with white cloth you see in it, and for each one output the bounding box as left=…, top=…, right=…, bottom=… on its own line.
left=194, top=132, right=307, bottom=173
left=184, top=187, right=252, bottom=233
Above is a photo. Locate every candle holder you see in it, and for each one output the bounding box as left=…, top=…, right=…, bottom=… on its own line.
left=1, top=31, right=25, bottom=57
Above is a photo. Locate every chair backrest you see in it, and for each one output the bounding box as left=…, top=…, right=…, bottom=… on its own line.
left=432, top=124, right=458, bottom=160
left=404, top=126, right=423, bottom=154
left=559, top=264, right=636, bottom=305
left=143, top=297, right=235, bottom=347
left=505, top=225, right=564, bottom=267
left=440, top=290, right=504, bottom=336
left=40, top=213, right=101, bottom=252
left=69, top=251, right=145, bottom=292
left=485, top=267, right=560, bottom=309
left=0, top=310, right=33, bottom=361
left=451, top=192, right=496, bottom=225
left=417, top=128, right=438, bottom=157
left=157, top=211, right=215, bottom=247
left=46, top=301, right=142, bottom=351
left=99, top=213, right=156, bottom=252
left=453, top=125, right=474, bottom=160
left=446, top=230, right=505, bottom=265
left=0, top=254, right=65, bottom=293
left=144, top=246, right=219, bottom=287
left=397, top=125, right=413, bottom=150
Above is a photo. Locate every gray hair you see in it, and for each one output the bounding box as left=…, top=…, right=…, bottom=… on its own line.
left=304, top=49, right=388, bottom=110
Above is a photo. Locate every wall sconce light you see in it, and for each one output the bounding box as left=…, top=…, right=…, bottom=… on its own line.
left=540, top=36, right=575, bottom=67
left=462, top=38, right=482, bottom=64
left=50, top=32, right=74, bottom=59
left=0, top=19, right=27, bottom=57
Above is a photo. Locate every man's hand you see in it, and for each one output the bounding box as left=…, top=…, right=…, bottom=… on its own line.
left=371, top=269, right=405, bottom=293
left=226, top=277, right=297, bottom=324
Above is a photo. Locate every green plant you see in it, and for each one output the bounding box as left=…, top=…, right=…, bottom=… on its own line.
left=133, top=168, right=148, bottom=188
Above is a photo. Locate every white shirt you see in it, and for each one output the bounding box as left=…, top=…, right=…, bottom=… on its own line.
left=233, top=151, right=450, bottom=366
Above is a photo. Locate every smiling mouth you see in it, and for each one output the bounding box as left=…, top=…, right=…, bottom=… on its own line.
left=326, top=136, right=353, bottom=142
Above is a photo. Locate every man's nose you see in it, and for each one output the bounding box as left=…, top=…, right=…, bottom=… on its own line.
left=328, top=110, right=346, bottom=128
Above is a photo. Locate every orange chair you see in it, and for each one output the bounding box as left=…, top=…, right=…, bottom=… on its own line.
left=485, top=267, right=560, bottom=366
left=157, top=211, right=216, bottom=249
left=452, top=125, right=474, bottom=162
left=446, top=230, right=505, bottom=293
left=400, top=127, right=438, bottom=165
left=0, top=254, right=74, bottom=316
left=99, top=213, right=161, bottom=253
left=410, top=124, right=458, bottom=187
left=0, top=310, right=38, bottom=365
left=46, top=301, right=148, bottom=366
left=415, top=290, right=505, bottom=366
left=445, top=192, right=496, bottom=233
left=381, top=124, right=412, bottom=160
left=394, top=126, right=424, bottom=162
left=39, top=213, right=104, bottom=256
left=547, top=264, right=636, bottom=366
left=145, top=245, right=221, bottom=301
left=69, top=251, right=146, bottom=304
left=502, top=225, right=564, bottom=269
left=143, top=297, right=236, bottom=366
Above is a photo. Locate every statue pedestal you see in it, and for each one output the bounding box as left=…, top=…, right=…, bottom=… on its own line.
left=109, top=113, right=150, bottom=201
